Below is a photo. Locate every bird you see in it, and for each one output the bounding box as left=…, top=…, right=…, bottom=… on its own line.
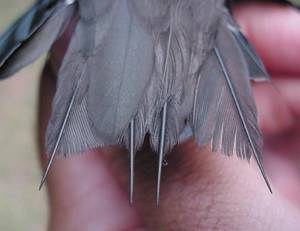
left=0, top=0, right=282, bottom=205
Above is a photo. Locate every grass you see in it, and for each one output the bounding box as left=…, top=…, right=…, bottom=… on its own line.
left=0, top=1, right=48, bottom=230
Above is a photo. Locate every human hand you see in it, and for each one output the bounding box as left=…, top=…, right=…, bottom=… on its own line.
left=38, top=2, right=300, bottom=230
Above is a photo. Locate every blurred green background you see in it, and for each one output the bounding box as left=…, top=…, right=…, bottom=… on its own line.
left=0, top=0, right=48, bottom=230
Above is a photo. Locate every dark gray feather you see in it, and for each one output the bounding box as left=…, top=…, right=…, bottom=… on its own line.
left=229, top=26, right=270, bottom=82
left=224, top=13, right=270, bottom=82
left=0, top=0, right=59, bottom=68
left=0, top=1, right=75, bottom=79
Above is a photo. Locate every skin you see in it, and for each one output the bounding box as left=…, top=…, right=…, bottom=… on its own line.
left=38, top=2, right=300, bottom=231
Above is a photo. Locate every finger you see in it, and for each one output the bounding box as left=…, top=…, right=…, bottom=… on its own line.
left=274, top=78, right=300, bottom=116
left=265, top=146, right=300, bottom=208
left=252, top=77, right=300, bottom=135
left=129, top=141, right=300, bottom=230
left=252, top=79, right=298, bottom=135
left=233, top=2, right=300, bottom=75
left=38, top=63, right=145, bottom=231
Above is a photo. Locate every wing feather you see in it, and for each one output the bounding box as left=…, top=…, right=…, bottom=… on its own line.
left=224, top=13, right=270, bottom=82
left=229, top=26, right=270, bottom=82
left=0, top=0, right=75, bottom=79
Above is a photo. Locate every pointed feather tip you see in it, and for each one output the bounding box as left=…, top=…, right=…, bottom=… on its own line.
left=128, top=167, right=134, bottom=206
left=129, top=119, right=135, bottom=205
left=156, top=154, right=163, bottom=208
left=156, top=195, right=160, bottom=208
left=129, top=196, right=133, bottom=206
left=129, top=188, right=134, bottom=205
left=129, top=165, right=134, bottom=206
left=38, top=175, right=47, bottom=191
left=156, top=177, right=162, bottom=208
left=266, top=178, right=273, bottom=194
left=260, top=170, right=273, bottom=194
left=255, top=157, right=273, bottom=194
left=156, top=153, right=163, bottom=208
left=38, top=159, right=53, bottom=191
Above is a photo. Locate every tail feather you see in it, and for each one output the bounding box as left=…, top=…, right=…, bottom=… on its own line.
left=192, top=21, right=262, bottom=160
left=150, top=0, right=198, bottom=154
